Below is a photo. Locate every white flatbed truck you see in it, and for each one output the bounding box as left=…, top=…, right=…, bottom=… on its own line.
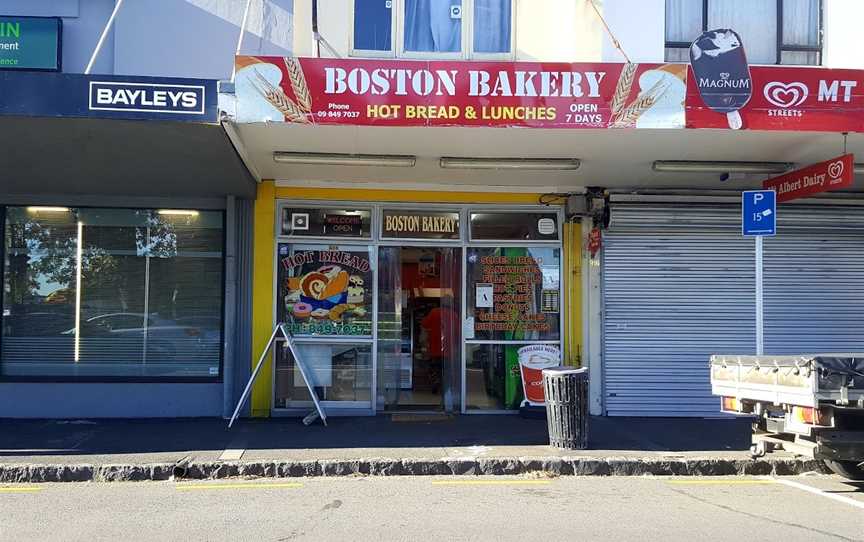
left=710, top=354, right=864, bottom=480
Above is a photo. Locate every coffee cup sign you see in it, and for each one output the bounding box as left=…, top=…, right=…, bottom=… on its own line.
left=690, top=28, right=752, bottom=129
left=518, top=344, right=561, bottom=407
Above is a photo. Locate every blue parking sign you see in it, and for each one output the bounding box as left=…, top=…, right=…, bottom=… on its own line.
left=742, top=190, right=776, bottom=236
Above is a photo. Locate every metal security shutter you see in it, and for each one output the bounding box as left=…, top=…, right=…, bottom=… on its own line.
left=602, top=204, right=755, bottom=417
left=764, top=206, right=864, bottom=354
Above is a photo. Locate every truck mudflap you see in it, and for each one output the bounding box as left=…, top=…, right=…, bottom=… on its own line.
left=816, top=431, right=864, bottom=462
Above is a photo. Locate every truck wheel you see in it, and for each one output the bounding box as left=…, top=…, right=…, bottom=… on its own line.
left=823, top=460, right=864, bottom=481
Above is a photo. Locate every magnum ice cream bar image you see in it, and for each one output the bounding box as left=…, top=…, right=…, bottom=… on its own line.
left=690, top=29, right=752, bottom=129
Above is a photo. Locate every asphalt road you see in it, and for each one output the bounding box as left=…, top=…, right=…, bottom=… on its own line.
left=2, top=475, right=863, bottom=542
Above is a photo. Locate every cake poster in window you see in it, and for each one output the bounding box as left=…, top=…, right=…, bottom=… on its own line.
left=279, top=248, right=372, bottom=336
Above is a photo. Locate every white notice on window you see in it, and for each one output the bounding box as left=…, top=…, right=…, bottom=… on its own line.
left=476, top=283, right=494, bottom=308
left=464, top=316, right=475, bottom=339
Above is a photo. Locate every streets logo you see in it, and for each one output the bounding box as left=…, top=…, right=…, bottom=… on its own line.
left=763, top=81, right=808, bottom=117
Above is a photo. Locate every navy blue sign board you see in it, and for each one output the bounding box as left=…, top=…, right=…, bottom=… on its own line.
left=742, top=190, right=776, bottom=236
left=0, top=71, right=218, bottom=122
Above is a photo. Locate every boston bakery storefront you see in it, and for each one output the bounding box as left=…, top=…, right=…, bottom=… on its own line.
left=227, top=55, right=864, bottom=421
left=255, top=200, right=565, bottom=417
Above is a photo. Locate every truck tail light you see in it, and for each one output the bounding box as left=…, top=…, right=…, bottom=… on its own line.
left=721, top=397, right=740, bottom=412
left=792, top=406, right=832, bottom=426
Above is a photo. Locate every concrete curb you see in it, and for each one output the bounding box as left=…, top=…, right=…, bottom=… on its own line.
left=0, top=457, right=829, bottom=483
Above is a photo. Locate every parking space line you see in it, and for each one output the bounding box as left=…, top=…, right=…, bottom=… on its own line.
left=431, top=480, right=553, bottom=486
left=775, top=478, right=864, bottom=510
left=667, top=480, right=777, bottom=485
left=175, top=482, right=302, bottom=491
left=0, top=487, right=42, bottom=493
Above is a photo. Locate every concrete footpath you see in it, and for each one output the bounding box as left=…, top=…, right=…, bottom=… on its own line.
left=0, top=416, right=827, bottom=482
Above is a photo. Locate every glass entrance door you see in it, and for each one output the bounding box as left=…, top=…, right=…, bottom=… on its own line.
left=377, top=246, right=462, bottom=412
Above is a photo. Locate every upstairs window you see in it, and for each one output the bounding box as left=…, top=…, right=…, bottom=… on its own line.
left=665, top=0, right=822, bottom=65
left=353, top=0, right=514, bottom=59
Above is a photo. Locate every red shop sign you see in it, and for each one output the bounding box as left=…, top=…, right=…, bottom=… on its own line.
left=687, top=66, right=864, bottom=132
left=235, top=56, right=688, bottom=129
left=763, top=154, right=854, bottom=202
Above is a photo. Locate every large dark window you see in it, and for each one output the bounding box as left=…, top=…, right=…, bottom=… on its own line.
left=353, top=0, right=512, bottom=57
left=1, top=206, right=224, bottom=380
left=665, top=0, right=822, bottom=65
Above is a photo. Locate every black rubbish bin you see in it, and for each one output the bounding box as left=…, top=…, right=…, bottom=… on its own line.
left=543, top=366, right=589, bottom=450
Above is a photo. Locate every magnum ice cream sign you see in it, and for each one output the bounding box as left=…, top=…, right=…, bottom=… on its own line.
left=689, top=29, right=752, bottom=129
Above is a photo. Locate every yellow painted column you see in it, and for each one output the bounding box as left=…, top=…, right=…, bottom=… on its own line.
left=250, top=181, right=276, bottom=417
left=563, top=221, right=583, bottom=366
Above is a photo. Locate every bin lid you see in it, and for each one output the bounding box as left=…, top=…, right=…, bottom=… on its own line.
left=542, top=366, right=588, bottom=376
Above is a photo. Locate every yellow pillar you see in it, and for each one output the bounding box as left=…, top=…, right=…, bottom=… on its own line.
left=250, top=180, right=276, bottom=417
left=563, top=221, right=583, bottom=366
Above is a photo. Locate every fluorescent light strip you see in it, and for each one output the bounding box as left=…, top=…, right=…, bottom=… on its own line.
left=273, top=152, right=417, bottom=167
left=74, top=221, right=83, bottom=363
left=157, top=210, right=200, bottom=216
left=439, top=157, right=581, bottom=170
left=653, top=161, right=793, bottom=174
left=26, top=206, right=70, bottom=213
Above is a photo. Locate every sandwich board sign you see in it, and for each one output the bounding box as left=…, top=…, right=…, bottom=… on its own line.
left=229, top=323, right=327, bottom=428
left=742, top=190, right=776, bottom=236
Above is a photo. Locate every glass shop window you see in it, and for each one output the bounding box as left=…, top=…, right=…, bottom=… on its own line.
left=1, top=206, right=224, bottom=380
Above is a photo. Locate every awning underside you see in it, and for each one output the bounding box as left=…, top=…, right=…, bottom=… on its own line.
left=1, top=117, right=255, bottom=200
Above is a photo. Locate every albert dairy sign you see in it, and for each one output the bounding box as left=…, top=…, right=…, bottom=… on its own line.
left=89, top=81, right=205, bottom=115
left=763, top=154, right=854, bottom=202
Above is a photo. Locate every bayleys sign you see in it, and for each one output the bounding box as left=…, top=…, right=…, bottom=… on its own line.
left=88, top=81, right=205, bottom=115
left=0, top=71, right=217, bottom=122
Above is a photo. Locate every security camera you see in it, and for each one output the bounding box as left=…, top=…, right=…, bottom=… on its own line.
left=720, top=172, right=730, bottom=182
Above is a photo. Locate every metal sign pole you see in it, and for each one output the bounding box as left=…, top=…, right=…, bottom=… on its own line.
left=755, top=236, right=764, bottom=355
left=742, top=190, right=774, bottom=356
left=228, top=324, right=282, bottom=428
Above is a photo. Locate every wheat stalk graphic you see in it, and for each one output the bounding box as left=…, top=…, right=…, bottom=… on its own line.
left=251, top=69, right=310, bottom=124
left=610, top=62, right=637, bottom=118
left=284, top=57, right=312, bottom=113
left=610, top=77, right=670, bottom=128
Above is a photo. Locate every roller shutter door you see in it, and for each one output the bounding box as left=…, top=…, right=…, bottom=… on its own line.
left=764, top=207, right=864, bottom=354
left=602, top=203, right=864, bottom=417
left=602, top=204, right=753, bottom=416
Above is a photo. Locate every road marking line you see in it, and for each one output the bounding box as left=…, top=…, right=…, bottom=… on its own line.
left=218, top=448, right=246, bottom=461
left=175, top=483, right=302, bottom=491
left=775, top=478, right=864, bottom=510
left=431, top=480, right=553, bottom=486
left=0, top=487, right=42, bottom=493
left=667, top=480, right=777, bottom=485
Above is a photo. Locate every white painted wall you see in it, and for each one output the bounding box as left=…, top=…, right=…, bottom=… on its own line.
left=822, top=0, right=864, bottom=69
left=115, top=0, right=293, bottom=79
left=304, top=0, right=608, bottom=62
left=600, top=0, right=665, bottom=62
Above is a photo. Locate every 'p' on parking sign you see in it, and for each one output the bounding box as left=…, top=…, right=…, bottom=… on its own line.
left=742, top=190, right=776, bottom=236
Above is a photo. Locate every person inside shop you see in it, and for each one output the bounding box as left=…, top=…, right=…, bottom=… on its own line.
left=420, top=298, right=458, bottom=395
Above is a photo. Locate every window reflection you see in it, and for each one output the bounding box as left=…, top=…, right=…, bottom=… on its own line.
left=1, top=207, right=224, bottom=379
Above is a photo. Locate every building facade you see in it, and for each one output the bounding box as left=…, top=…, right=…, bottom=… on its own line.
left=0, top=0, right=291, bottom=418
left=4, top=0, right=864, bottom=421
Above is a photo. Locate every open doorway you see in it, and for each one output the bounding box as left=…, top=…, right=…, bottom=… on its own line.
left=377, top=246, right=461, bottom=412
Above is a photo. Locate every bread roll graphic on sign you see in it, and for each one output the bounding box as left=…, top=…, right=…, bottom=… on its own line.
left=690, top=29, right=752, bottom=129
